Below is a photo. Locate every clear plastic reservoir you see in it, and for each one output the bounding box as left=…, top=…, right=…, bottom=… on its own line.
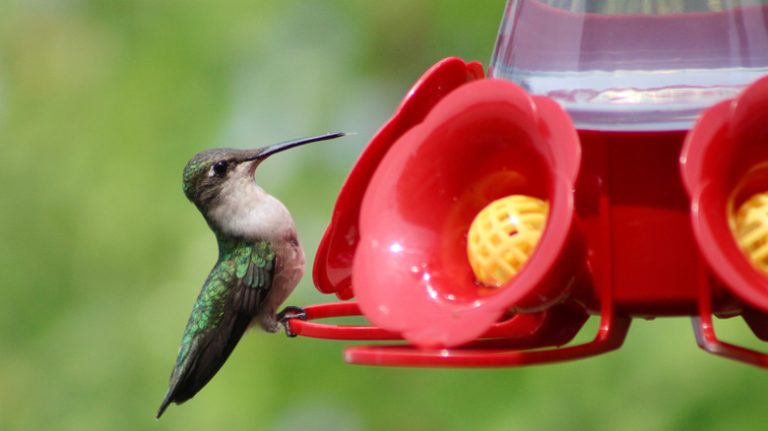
left=490, top=0, right=768, bottom=131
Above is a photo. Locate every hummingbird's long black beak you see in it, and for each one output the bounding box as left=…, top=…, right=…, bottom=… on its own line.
left=240, top=132, right=347, bottom=162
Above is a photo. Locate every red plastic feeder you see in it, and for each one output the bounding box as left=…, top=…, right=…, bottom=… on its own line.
left=288, top=2, right=768, bottom=368
left=292, top=57, right=624, bottom=367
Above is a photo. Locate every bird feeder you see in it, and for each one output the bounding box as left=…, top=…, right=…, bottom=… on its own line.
left=286, top=0, right=768, bottom=367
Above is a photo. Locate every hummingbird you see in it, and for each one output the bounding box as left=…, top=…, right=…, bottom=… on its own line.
left=157, top=132, right=346, bottom=418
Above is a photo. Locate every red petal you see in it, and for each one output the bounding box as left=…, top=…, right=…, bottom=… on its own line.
left=314, top=57, right=485, bottom=299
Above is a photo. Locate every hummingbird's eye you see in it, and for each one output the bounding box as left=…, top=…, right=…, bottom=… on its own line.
left=212, top=160, right=229, bottom=175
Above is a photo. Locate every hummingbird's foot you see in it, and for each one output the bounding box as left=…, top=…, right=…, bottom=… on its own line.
left=277, top=306, right=307, bottom=338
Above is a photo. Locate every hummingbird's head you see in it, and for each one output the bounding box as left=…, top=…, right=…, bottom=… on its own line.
left=181, top=132, right=346, bottom=212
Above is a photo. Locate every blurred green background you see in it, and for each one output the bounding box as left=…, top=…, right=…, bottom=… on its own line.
left=2, top=1, right=768, bottom=430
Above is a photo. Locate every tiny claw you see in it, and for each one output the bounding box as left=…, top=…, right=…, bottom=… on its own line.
left=277, top=306, right=307, bottom=337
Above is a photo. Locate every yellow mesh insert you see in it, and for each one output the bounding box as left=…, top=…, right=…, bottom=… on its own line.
left=467, top=195, right=549, bottom=287
left=734, top=192, right=768, bottom=274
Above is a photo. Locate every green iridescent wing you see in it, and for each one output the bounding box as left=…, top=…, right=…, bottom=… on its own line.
left=158, top=240, right=276, bottom=417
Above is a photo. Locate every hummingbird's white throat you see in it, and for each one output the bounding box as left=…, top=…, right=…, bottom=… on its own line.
left=207, top=162, right=295, bottom=241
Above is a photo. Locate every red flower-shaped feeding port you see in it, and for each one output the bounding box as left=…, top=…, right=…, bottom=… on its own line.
left=681, top=75, right=768, bottom=366
left=352, top=73, right=587, bottom=347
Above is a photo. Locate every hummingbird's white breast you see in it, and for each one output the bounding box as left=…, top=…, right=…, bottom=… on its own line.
left=207, top=163, right=296, bottom=241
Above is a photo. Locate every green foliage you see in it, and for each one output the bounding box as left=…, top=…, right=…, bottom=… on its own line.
left=1, top=1, right=767, bottom=430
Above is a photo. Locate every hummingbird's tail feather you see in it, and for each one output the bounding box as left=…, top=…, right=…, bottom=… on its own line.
left=156, top=391, right=174, bottom=419
left=156, top=311, right=253, bottom=418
